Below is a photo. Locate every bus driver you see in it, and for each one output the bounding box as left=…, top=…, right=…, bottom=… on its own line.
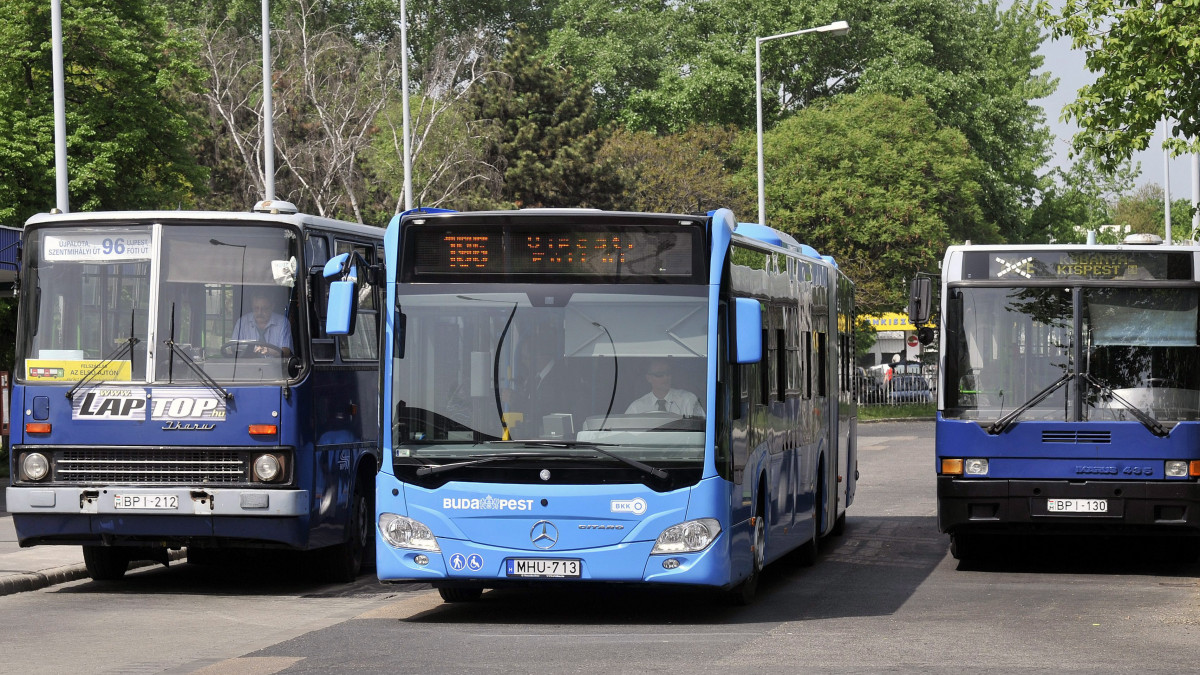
left=625, top=358, right=704, bottom=417
left=231, top=289, right=293, bottom=357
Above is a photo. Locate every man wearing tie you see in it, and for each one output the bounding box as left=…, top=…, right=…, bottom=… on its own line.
left=625, top=358, right=704, bottom=417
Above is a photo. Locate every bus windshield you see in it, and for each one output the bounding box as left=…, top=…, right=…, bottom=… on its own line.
left=945, top=286, right=1200, bottom=423
left=19, top=223, right=302, bottom=385
left=391, top=285, right=709, bottom=462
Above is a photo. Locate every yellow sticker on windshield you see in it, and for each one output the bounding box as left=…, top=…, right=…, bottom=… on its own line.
left=26, top=359, right=132, bottom=382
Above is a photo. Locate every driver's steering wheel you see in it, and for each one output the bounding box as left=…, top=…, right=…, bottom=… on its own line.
left=220, top=339, right=283, bottom=357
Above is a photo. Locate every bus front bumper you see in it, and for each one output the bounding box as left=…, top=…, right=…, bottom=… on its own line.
left=5, top=486, right=311, bottom=548
left=937, top=477, right=1200, bottom=535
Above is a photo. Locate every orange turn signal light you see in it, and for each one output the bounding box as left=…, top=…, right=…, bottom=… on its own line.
left=25, top=422, right=51, bottom=434
left=248, top=424, right=278, bottom=436
left=1190, top=460, right=1200, bottom=477
left=941, top=458, right=964, bottom=475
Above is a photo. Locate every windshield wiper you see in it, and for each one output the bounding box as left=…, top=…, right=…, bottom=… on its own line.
left=1082, top=373, right=1169, bottom=437
left=987, top=372, right=1071, bottom=435
left=66, top=310, right=140, bottom=402
left=414, top=452, right=581, bottom=476
left=487, top=440, right=670, bottom=481
left=164, top=303, right=232, bottom=401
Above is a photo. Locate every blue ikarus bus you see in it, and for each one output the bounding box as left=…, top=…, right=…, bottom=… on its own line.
left=7, top=202, right=383, bottom=581
left=929, top=238, right=1200, bottom=560
left=325, top=207, right=858, bottom=603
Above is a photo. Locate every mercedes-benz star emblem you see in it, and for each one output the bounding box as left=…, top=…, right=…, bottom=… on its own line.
left=530, top=520, right=559, bottom=549
left=539, top=469, right=551, bottom=481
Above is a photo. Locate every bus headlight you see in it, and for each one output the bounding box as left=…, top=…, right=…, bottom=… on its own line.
left=378, top=513, right=440, bottom=552
left=1165, top=460, right=1189, bottom=478
left=20, top=452, right=50, bottom=481
left=651, top=518, right=721, bottom=554
left=964, top=458, right=989, bottom=476
left=251, top=453, right=287, bottom=483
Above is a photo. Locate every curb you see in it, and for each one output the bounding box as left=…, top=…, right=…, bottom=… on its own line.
left=0, top=549, right=188, bottom=597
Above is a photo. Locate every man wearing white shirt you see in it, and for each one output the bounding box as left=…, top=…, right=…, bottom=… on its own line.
left=231, top=289, right=293, bottom=357
left=625, top=358, right=704, bottom=417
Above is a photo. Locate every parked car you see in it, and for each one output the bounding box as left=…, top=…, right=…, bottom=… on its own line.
left=887, top=374, right=933, bottom=403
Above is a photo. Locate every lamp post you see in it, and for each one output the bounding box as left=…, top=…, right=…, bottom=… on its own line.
left=756, top=20, right=849, bottom=227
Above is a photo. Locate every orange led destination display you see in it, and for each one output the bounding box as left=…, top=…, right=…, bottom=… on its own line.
left=408, top=227, right=698, bottom=280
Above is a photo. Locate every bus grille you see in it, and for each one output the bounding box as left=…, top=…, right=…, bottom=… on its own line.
left=1042, top=430, right=1112, bottom=444
left=54, top=449, right=247, bottom=485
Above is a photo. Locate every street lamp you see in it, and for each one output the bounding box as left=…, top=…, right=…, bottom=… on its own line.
left=755, top=20, right=849, bottom=227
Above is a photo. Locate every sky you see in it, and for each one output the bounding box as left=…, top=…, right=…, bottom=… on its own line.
left=1034, top=8, right=1195, bottom=198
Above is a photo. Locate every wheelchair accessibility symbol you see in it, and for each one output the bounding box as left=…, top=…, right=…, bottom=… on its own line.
left=466, top=554, right=484, bottom=572
left=448, top=553, right=467, bottom=571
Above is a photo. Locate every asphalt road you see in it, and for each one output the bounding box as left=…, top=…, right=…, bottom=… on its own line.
left=2, top=420, right=1199, bottom=674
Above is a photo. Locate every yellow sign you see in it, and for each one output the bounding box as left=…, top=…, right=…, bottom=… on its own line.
left=26, top=359, right=132, bottom=382
left=861, top=313, right=916, bottom=331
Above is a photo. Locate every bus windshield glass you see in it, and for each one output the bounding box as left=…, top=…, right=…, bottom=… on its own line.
left=945, top=286, right=1200, bottom=423
left=19, top=223, right=301, bottom=385
left=391, top=285, right=709, bottom=463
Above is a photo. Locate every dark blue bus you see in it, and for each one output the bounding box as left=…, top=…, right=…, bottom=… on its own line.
left=6, top=202, right=383, bottom=581
left=933, top=240, right=1200, bottom=559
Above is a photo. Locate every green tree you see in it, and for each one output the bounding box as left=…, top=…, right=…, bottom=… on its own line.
left=1036, top=0, right=1200, bottom=170
left=0, top=0, right=207, bottom=224
left=1109, top=185, right=1193, bottom=241
left=543, top=0, right=1054, bottom=241
left=758, top=92, right=995, bottom=313
left=467, top=32, right=621, bottom=209
left=598, top=124, right=753, bottom=215
left=1027, top=156, right=1137, bottom=244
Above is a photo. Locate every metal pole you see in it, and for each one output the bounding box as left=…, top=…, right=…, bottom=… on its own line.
left=755, top=38, right=765, bottom=227
left=262, top=0, right=276, bottom=201
left=753, top=22, right=848, bottom=229
left=400, top=0, right=413, bottom=211
left=51, top=0, right=69, bottom=213
left=1163, top=118, right=1172, bottom=243
left=1191, top=151, right=1199, bottom=243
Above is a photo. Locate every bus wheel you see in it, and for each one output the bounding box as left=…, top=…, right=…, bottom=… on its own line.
left=439, top=586, right=483, bottom=602
left=729, top=505, right=766, bottom=605
left=82, top=546, right=130, bottom=581
left=949, top=533, right=976, bottom=560
left=326, top=479, right=371, bottom=582
left=831, top=510, right=847, bottom=537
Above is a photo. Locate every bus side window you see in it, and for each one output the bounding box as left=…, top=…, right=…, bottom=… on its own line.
left=307, top=233, right=335, bottom=361
left=334, top=240, right=380, bottom=361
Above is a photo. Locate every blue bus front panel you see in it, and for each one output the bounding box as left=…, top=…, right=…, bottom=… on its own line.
left=935, top=417, right=1200, bottom=535
left=7, top=383, right=316, bottom=549
left=376, top=474, right=737, bottom=588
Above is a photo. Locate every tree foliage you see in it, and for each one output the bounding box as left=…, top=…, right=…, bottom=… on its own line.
left=598, top=125, right=752, bottom=215
left=0, top=0, right=207, bottom=224
left=759, top=92, right=995, bottom=313
left=467, top=32, right=621, bottom=209
left=1037, top=0, right=1200, bottom=170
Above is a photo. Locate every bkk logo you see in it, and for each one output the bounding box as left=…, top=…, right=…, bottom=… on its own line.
left=443, top=495, right=535, bottom=511
left=610, top=498, right=647, bottom=515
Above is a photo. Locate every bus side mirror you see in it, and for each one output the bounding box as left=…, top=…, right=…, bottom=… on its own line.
left=733, top=297, right=762, bottom=364
left=908, top=277, right=932, bottom=325
left=323, top=253, right=358, bottom=335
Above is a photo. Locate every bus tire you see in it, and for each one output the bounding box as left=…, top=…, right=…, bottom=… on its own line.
left=831, top=510, right=847, bottom=537
left=82, top=546, right=130, bottom=581
left=729, top=504, right=766, bottom=606
left=438, top=586, right=483, bottom=602
left=325, top=477, right=371, bottom=582
left=949, top=533, right=977, bottom=560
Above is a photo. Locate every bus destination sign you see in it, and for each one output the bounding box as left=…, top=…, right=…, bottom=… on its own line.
left=407, top=225, right=699, bottom=280
left=964, top=250, right=1193, bottom=282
